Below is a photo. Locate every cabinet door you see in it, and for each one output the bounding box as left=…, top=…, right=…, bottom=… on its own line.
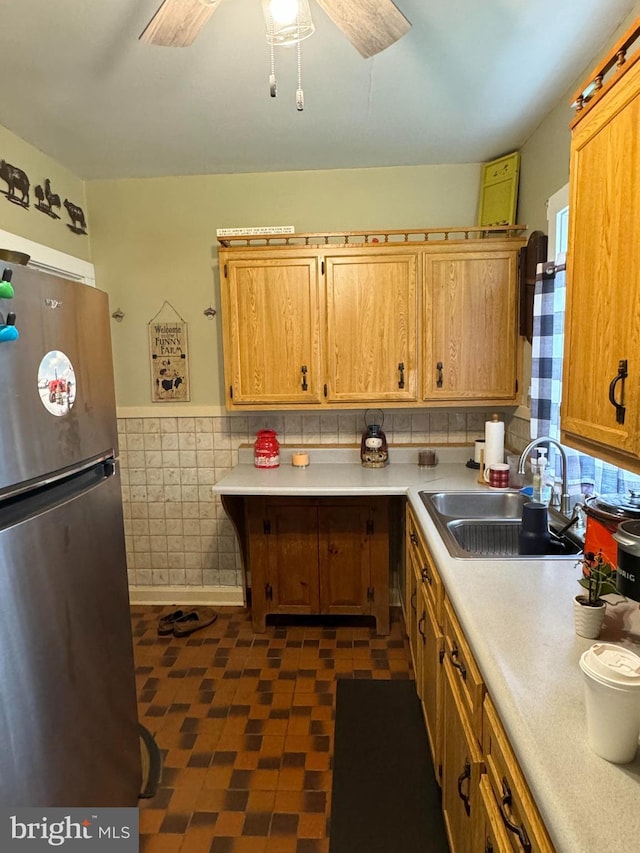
left=222, top=256, right=321, bottom=405
left=318, top=499, right=390, bottom=633
left=247, top=499, right=319, bottom=630
left=561, top=60, right=640, bottom=465
left=324, top=254, right=418, bottom=402
left=442, top=656, right=484, bottom=853
left=406, top=539, right=419, bottom=673
left=423, top=251, right=518, bottom=401
left=482, top=696, right=554, bottom=853
left=318, top=503, right=370, bottom=615
left=478, top=776, right=513, bottom=853
left=421, top=591, right=444, bottom=784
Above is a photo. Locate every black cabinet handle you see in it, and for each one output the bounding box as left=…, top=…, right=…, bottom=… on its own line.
left=301, top=365, right=308, bottom=391
left=436, top=361, right=443, bottom=388
left=410, top=591, right=417, bottom=615
left=418, top=612, right=426, bottom=644
left=398, top=362, right=405, bottom=389
left=608, top=359, right=628, bottom=424
left=499, top=778, right=531, bottom=852
left=421, top=565, right=432, bottom=585
left=450, top=643, right=467, bottom=681
left=457, top=760, right=471, bottom=816
left=410, top=532, right=418, bottom=546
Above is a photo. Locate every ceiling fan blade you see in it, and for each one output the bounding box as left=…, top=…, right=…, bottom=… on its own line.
left=315, top=0, right=411, bottom=58
left=140, top=0, right=223, bottom=47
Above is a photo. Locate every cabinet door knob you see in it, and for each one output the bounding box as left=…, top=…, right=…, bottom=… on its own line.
left=301, top=365, right=308, bottom=391
left=608, top=359, right=628, bottom=424
left=436, top=361, right=443, bottom=388
left=398, top=362, right=405, bottom=389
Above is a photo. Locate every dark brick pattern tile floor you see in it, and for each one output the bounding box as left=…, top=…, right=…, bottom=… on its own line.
left=132, top=605, right=413, bottom=853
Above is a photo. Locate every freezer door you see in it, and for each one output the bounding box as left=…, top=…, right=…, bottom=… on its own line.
left=0, top=265, right=118, bottom=492
left=0, top=464, right=141, bottom=806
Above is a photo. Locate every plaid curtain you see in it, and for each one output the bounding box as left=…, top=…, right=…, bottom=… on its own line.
left=530, top=253, right=640, bottom=496
left=530, top=258, right=564, bottom=441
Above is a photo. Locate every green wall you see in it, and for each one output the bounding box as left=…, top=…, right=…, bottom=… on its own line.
left=86, top=165, right=481, bottom=409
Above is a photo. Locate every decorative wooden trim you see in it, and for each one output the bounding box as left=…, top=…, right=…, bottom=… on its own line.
left=571, top=15, right=640, bottom=125
left=217, top=224, right=526, bottom=248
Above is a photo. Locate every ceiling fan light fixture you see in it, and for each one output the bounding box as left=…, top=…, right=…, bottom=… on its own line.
left=262, top=0, right=314, bottom=46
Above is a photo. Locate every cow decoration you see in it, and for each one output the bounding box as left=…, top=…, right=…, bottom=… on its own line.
left=34, top=178, right=61, bottom=219
left=63, top=198, right=87, bottom=234
left=0, top=160, right=30, bottom=208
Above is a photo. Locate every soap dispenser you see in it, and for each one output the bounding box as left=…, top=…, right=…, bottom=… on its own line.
left=532, top=451, right=543, bottom=503
left=537, top=448, right=552, bottom=504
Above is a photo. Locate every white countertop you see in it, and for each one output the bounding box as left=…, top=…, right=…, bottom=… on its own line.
left=213, top=447, right=640, bottom=852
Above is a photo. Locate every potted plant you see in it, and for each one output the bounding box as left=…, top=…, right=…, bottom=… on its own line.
left=574, top=550, right=619, bottom=639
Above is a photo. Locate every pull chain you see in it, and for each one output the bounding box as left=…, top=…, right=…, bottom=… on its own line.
left=268, top=17, right=277, bottom=97
left=296, top=21, right=304, bottom=111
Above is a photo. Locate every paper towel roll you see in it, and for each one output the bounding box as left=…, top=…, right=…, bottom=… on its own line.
left=484, top=420, right=505, bottom=468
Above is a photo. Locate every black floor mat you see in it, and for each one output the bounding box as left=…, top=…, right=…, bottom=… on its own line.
left=330, top=679, right=449, bottom=853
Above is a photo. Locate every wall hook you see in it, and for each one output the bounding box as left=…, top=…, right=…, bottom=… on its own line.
left=203, top=306, right=217, bottom=319
left=112, top=308, right=125, bottom=322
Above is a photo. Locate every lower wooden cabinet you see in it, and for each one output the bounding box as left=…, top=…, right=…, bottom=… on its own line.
left=479, top=775, right=514, bottom=853
left=404, top=504, right=556, bottom=853
left=442, top=597, right=486, bottom=853
left=406, top=505, right=444, bottom=778
left=245, top=496, right=390, bottom=634
left=442, top=649, right=485, bottom=853
left=482, top=696, right=554, bottom=852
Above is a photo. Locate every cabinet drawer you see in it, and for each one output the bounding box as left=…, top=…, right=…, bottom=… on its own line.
left=407, top=505, right=443, bottom=622
left=482, top=696, right=554, bottom=853
left=444, top=597, right=484, bottom=740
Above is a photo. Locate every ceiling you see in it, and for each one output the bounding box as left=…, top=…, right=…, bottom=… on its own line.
left=0, top=0, right=636, bottom=180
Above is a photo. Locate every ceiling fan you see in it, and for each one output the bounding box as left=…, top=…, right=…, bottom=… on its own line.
left=140, top=0, right=412, bottom=59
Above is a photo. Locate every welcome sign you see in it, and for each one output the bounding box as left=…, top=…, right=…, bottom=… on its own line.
left=2, top=809, right=138, bottom=850
left=149, top=315, right=190, bottom=403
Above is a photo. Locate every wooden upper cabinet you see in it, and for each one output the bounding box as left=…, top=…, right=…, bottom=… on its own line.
left=221, top=256, right=321, bottom=405
left=324, top=253, right=418, bottom=402
left=218, top=228, right=525, bottom=410
left=423, top=248, right=519, bottom=402
left=561, top=26, right=640, bottom=469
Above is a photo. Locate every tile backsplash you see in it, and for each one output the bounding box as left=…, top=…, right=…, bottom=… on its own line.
left=119, top=408, right=528, bottom=596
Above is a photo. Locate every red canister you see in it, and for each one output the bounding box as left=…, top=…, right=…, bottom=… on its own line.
left=254, top=429, right=280, bottom=468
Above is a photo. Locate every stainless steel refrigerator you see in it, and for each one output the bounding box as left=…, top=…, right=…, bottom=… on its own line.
left=0, top=263, right=141, bottom=806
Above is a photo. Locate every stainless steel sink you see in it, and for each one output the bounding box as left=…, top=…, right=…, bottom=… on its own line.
left=419, top=491, right=583, bottom=560
left=426, top=491, right=529, bottom=519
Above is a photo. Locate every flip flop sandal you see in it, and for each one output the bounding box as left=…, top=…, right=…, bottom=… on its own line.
left=172, top=607, right=218, bottom=637
left=157, top=608, right=194, bottom=635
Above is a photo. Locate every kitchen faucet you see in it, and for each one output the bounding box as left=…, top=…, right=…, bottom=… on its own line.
left=517, top=437, right=571, bottom=517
